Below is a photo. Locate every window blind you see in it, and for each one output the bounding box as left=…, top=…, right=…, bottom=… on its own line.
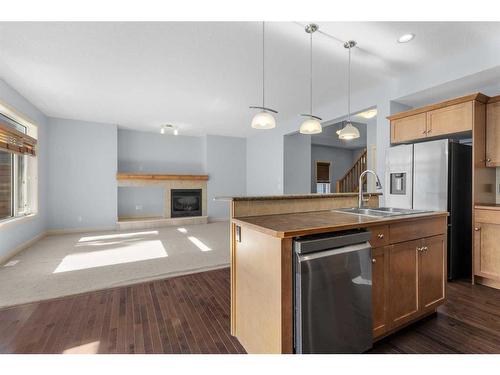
left=0, top=121, right=37, bottom=156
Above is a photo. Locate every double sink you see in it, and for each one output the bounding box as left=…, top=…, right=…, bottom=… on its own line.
left=335, top=207, right=431, bottom=218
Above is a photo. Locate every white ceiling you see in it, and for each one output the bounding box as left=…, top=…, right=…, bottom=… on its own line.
left=1, top=22, right=500, bottom=137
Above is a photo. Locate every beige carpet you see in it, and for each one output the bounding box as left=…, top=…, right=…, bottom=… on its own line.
left=0, top=221, right=230, bottom=308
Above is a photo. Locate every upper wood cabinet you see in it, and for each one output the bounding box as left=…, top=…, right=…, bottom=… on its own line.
left=391, top=113, right=427, bottom=144
left=426, top=101, right=473, bottom=137
left=388, top=94, right=487, bottom=145
left=486, top=98, right=500, bottom=167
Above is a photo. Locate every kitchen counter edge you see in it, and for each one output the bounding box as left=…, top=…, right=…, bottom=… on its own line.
left=232, top=210, right=449, bottom=238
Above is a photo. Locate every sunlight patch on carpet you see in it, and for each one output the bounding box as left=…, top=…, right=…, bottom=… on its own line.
left=54, top=240, right=167, bottom=273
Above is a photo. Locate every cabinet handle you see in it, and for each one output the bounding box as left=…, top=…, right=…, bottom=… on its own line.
left=416, top=246, right=422, bottom=252
left=377, top=234, right=384, bottom=239
left=423, top=246, right=428, bottom=251
left=372, top=258, right=377, bottom=264
left=486, top=158, right=492, bottom=163
left=427, top=129, right=432, bottom=134
left=422, top=130, right=427, bottom=134
left=474, top=227, right=481, bottom=231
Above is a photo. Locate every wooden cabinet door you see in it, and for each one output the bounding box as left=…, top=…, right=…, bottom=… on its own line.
left=388, top=240, right=420, bottom=329
left=372, top=247, right=389, bottom=339
left=486, top=100, right=500, bottom=167
left=474, top=222, right=500, bottom=281
left=390, top=113, right=427, bottom=144
left=419, top=235, right=446, bottom=313
left=426, top=101, right=473, bottom=137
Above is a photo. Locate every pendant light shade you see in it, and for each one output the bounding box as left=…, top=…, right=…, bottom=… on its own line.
left=250, top=22, right=278, bottom=129
left=300, top=117, right=322, bottom=134
left=251, top=110, right=276, bottom=129
left=337, top=122, right=360, bottom=140
left=299, top=24, right=322, bottom=135
left=338, top=40, right=360, bottom=140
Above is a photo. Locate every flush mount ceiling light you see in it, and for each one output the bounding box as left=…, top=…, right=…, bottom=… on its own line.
left=397, top=33, right=415, bottom=43
left=160, top=124, right=178, bottom=135
left=337, top=40, right=360, bottom=140
left=299, top=23, right=322, bottom=135
left=250, top=21, right=278, bottom=130
left=356, top=108, right=378, bottom=119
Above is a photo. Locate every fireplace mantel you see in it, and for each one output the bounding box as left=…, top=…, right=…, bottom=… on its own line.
left=117, top=173, right=209, bottom=181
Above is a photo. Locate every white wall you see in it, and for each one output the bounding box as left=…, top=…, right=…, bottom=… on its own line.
left=0, top=79, right=48, bottom=260
left=117, top=130, right=246, bottom=220
left=118, top=129, right=205, bottom=174
left=284, top=133, right=311, bottom=194
left=48, top=118, right=117, bottom=230
left=246, top=131, right=284, bottom=195
left=206, top=135, right=246, bottom=219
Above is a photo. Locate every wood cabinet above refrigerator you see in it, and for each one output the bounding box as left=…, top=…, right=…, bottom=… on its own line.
left=486, top=96, right=500, bottom=167
left=387, top=93, right=488, bottom=145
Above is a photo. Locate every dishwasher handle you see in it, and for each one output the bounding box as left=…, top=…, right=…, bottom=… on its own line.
left=294, top=230, right=371, bottom=255
left=297, top=241, right=372, bottom=262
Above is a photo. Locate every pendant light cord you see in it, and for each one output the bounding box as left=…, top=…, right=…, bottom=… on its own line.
left=262, top=21, right=265, bottom=109
left=347, top=43, right=351, bottom=123
left=310, top=30, right=313, bottom=115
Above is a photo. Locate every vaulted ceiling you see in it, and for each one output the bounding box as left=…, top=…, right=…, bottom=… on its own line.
left=1, top=22, right=499, bottom=137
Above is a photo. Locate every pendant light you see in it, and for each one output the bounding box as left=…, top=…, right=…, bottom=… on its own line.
left=299, top=24, right=322, bottom=135
left=250, top=22, right=278, bottom=129
left=337, top=40, right=360, bottom=140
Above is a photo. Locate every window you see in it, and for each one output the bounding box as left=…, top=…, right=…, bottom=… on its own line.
left=0, top=151, right=12, bottom=220
left=315, top=161, right=331, bottom=194
left=0, top=107, right=37, bottom=222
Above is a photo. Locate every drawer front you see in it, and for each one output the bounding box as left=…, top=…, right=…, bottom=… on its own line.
left=389, top=217, right=447, bottom=244
left=475, top=208, right=500, bottom=225
left=369, top=225, right=390, bottom=248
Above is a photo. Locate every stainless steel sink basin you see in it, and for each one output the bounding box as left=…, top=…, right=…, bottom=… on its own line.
left=334, top=207, right=431, bottom=217
left=334, top=207, right=397, bottom=217
left=371, top=207, right=431, bottom=214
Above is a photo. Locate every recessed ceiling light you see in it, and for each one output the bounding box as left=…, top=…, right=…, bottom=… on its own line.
left=356, top=109, right=378, bottom=119
left=398, top=33, right=415, bottom=43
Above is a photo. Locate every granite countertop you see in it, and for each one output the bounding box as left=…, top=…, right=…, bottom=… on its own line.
left=232, top=210, right=448, bottom=238
left=214, top=192, right=382, bottom=201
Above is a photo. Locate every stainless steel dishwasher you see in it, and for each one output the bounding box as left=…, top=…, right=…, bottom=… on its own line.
left=294, top=230, right=373, bottom=354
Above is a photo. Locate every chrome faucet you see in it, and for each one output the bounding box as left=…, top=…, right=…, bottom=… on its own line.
left=358, top=170, right=382, bottom=209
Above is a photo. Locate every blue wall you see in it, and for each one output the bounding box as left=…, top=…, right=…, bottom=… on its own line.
left=0, top=79, right=48, bottom=260
left=47, top=118, right=117, bottom=230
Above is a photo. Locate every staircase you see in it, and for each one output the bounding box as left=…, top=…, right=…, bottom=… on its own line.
left=336, top=148, right=367, bottom=193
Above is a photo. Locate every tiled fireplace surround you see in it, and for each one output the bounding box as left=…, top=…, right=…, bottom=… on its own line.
left=116, top=174, right=208, bottom=230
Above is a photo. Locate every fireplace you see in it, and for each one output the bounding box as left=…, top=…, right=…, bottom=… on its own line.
left=171, top=189, right=202, bottom=218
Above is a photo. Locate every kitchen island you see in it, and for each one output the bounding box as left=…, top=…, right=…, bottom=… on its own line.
left=224, top=194, right=448, bottom=354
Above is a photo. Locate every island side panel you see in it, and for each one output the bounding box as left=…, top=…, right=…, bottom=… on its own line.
left=232, top=224, right=291, bottom=354
left=232, top=195, right=379, bottom=218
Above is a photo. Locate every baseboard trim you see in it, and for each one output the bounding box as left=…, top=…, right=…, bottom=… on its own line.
left=208, top=217, right=229, bottom=223
left=0, top=231, right=47, bottom=266
left=46, top=226, right=118, bottom=236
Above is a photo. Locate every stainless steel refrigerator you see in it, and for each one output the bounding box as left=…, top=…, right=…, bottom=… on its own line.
left=385, top=139, right=472, bottom=279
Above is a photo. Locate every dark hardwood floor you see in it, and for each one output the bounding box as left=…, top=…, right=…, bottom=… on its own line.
left=370, top=280, right=500, bottom=354
left=0, top=268, right=499, bottom=354
left=0, top=268, right=245, bottom=354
